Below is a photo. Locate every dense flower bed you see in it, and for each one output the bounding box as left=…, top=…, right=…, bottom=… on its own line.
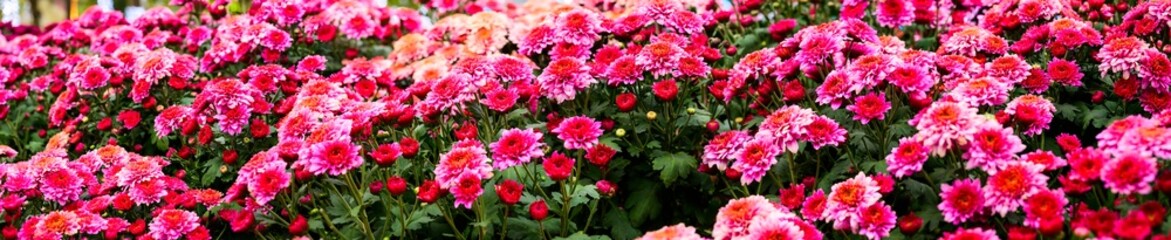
left=1, top=0, right=1170, bottom=239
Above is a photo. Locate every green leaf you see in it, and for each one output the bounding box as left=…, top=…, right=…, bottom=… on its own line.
left=1081, top=107, right=1108, bottom=129
left=651, top=151, right=697, bottom=185
left=624, top=180, right=661, bottom=226
left=569, top=185, right=599, bottom=208
left=506, top=108, right=530, bottom=121
left=604, top=209, right=640, bottom=240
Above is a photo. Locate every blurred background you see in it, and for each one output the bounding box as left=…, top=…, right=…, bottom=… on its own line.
left=2, top=0, right=182, bottom=26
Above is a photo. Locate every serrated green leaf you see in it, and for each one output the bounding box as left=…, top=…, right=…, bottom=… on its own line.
left=651, top=152, right=697, bottom=185
left=604, top=209, right=640, bottom=240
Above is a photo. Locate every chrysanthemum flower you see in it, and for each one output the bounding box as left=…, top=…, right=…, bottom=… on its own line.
left=490, top=128, right=545, bottom=170
left=757, top=106, right=816, bottom=153
left=553, top=116, right=602, bottom=150
left=985, top=54, right=1031, bottom=85
left=1101, top=152, right=1157, bottom=195
left=886, top=138, right=929, bottom=178
left=910, top=101, right=982, bottom=156
left=638, top=224, right=706, bottom=240
left=148, top=210, right=199, bottom=240
left=941, top=228, right=1000, bottom=240
left=804, top=116, right=847, bottom=149
left=1139, top=49, right=1171, bottom=90
left=451, top=173, right=483, bottom=209
left=302, top=140, right=362, bottom=176
left=713, top=195, right=776, bottom=239
left=703, top=131, right=752, bottom=171
left=984, top=161, right=1048, bottom=216
left=519, top=26, right=556, bottom=55
left=746, top=213, right=807, bottom=240
left=41, top=168, right=83, bottom=204
left=554, top=9, right=603, bottom=46
left=848, top=92, right=891, bottom=124
left=856, top=202, right=896, bottom=240
left=939, top=179, right=984, bottom=224
left=731, top=137, right=782, bottom=185
left=1097, top=116, right=1158, bottom=151
left=605, top=55, right=642, bottom=85
left=816, top=71, right=851, bottom=108
left=481, top=88, right=519, bottom=112
left=949, top=77, right=1011, bottom=106
left=794, top=32, right=845, bottom=72
left=1047, top=58, right=1084, bottom=87
left=824, top=173, right=882, bottom=228
left=1097, top=37, right=1151, bottom=75
left=888, top=64, right=934, bottom=97
left=802, top=189, right=828, bottom=220
left=876, top=0, right=914, bottom=28
left=1021, top=150, right=1066, bottom=171
left=129, top=178, right=168, bottom=204
left=543, top=152, right=575, bottom=181
left=434, top=145, right=493, bottom=189
left=538, top=58, right=595, bottom=103
left=941, top=27, right=1007, bottom=56
left=1022, top=188, right=1066, bottom=228
left=637, top=41, right=686, bottom=77
left=963, top=122, right=1025, bottom=171
left=1005, top=95, right=1056, bottom=136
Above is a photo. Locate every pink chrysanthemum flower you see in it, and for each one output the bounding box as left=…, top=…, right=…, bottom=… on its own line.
left=33, top=211, right=79, bottom=238
left=803, top=116, right=847, bottom=150
left=846, top=55, right=898, bottom=93
left=802, top=189, right=828, bottom=220
left=963, top=122, right=1025, bottom=171
left=246, top=162, right=290, bottom=206
left=41, top=168, right=83, bottom=204
left=984, top=161, right=1048, bottom=216
left=302, top=140, right=363, bottom=176
left=451, top=172, right=484, bottom=209
left=154, top=106, right=192, bottom=138
left=490, top=128, right=545, bottom=170
left=794, top=32, right=845, bottom=72
left=816, top=71, right=851, bottom=108
left=519, top=26, right=556, bottom=55
left=847, top=92, right=891, bottom=124
left=1138, top=49, right=1171, bottom=90
left=939, top=179, right=984, bottom=224
left=886, top=138, right=929, bottom=178
left=665, top=11, right=704, bottom=35
left=1117, top=124, right=1171, bottom=159
left=888, top=64, right=934, bottom=97
left=746, top=214, right=806, bottom=240
left=129, top=178, right=169, bottom=204
left=910, top=101, right=983, bottom=156
left=1022, top=188, right=1066, bottom=228
left=856, top=202, right=896, bottom=240
left=637, top=41, right=686, bottom=77
left=538, top=58, right=595, bottom=103
left=677, top=56, right=710, bottom=78
left=493, top=55, right=535, bottom=83
left=713, top=195, right=776, bottom=239
left=1047, top=58, right=1084, bottom=87
left=1097, top=116, right=1158, bottom=151
left=1005, top=95, right=1056, bottom=136
left=1067, top=147, right=1108, bottom=181
left=1097, top=37, right=1151, bottom=75
left=434, top=145, right=493, bottom=189
left=1101, top=152, right=1157, bottom=195
left=757, top=106, right=816, bottom=153
left=985, top=54, right=1031, bottom=84
left=638, top=224, right=706, bottom=240
left=940, top=27, right=1008, bottom=56
left=606, top=55, right=642, bottom=85
left=731, top=137, right=782, bottom=185
left=949, top=77, right=1010, bottom=106
left=941, top=228, right=1000, bottom=240
left=115, top=157, right=165, bottom=187
left=149, top=210, right=199, bottom=240
left=554, top=9, right=604, bottom=46
left=1021, top=150, right=1066, bottom=171
left=703, top=131, right=752, bottom=171
left=734, top=49, right=778, bottom=78
left=552, top=116, right=602, bottom=150
left=824, top=173, right=882, bottom=229
left=876, top=0, right=914, bottom=28
left=481, top=88, right=519, bottom=112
